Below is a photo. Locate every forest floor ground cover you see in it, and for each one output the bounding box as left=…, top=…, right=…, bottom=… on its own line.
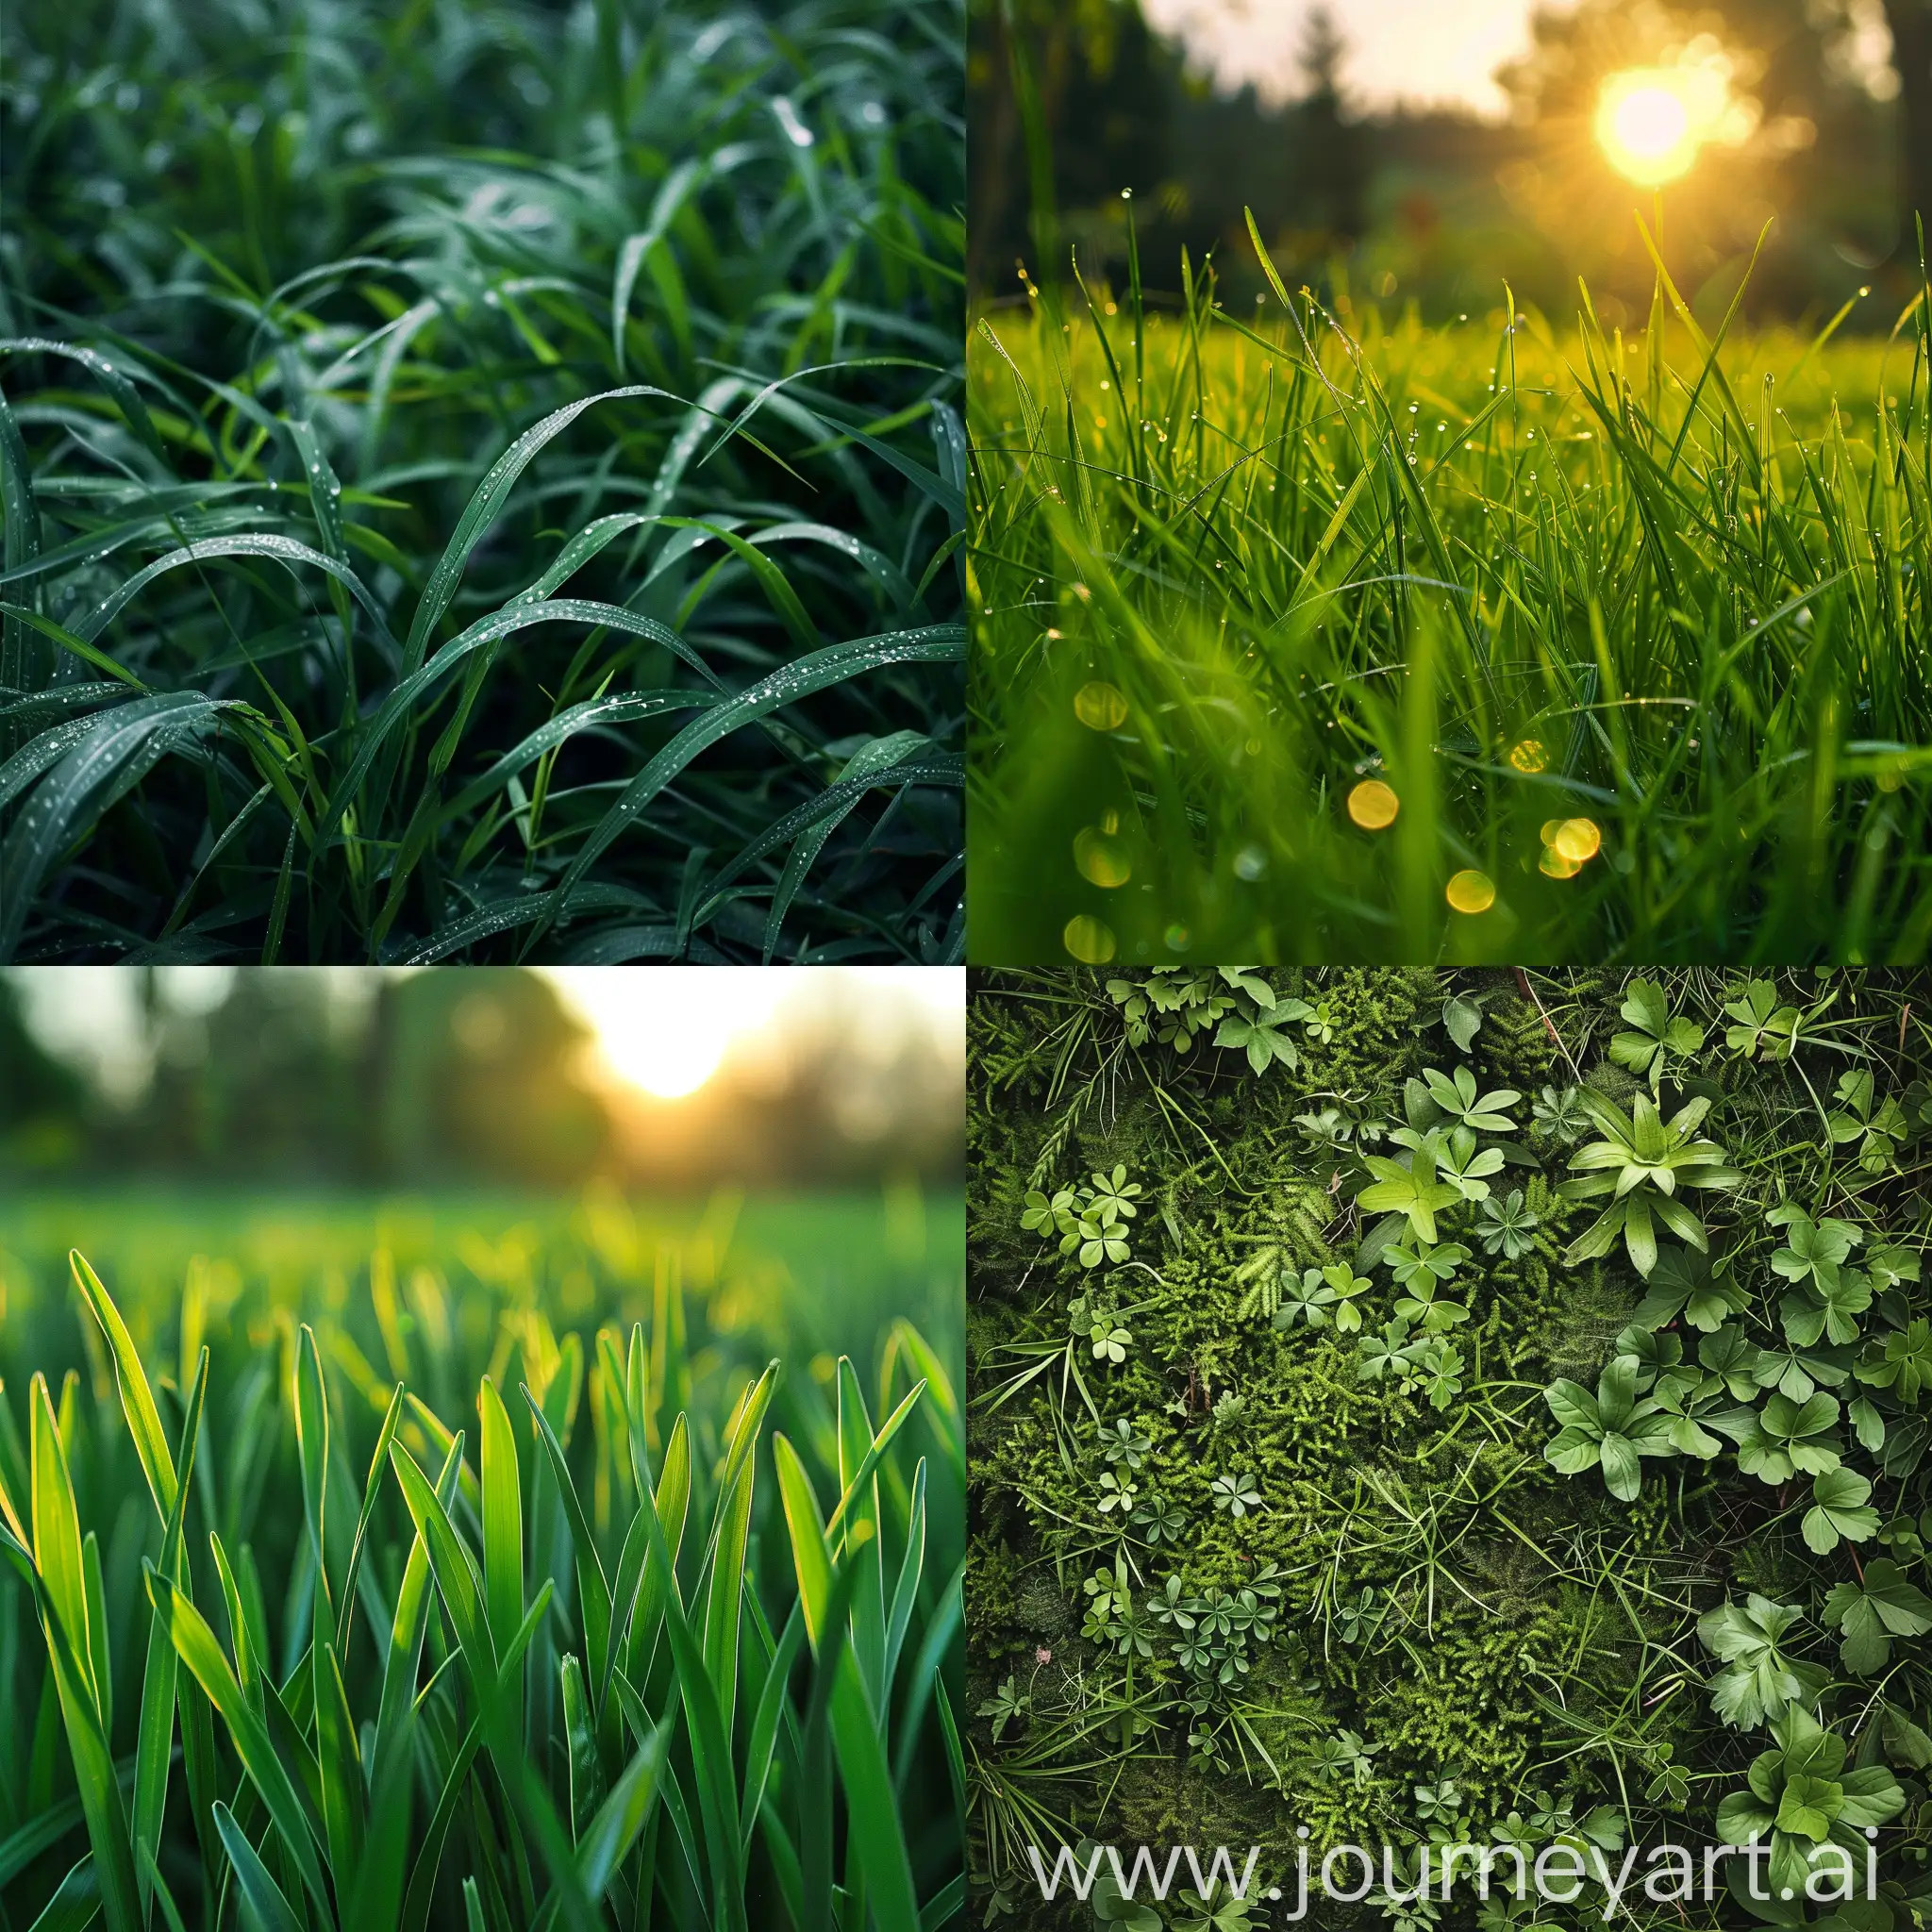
left=968, top=251, right=1932, bottom=965
left=968, top=967, right=1932, bottom=1929
left=0, top=1185, right=965, bottom=1928
left=0, top=0, right=964, bottom=963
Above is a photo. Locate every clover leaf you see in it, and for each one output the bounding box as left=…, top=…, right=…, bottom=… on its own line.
left=1609, top=976, right=1706, bottom=1087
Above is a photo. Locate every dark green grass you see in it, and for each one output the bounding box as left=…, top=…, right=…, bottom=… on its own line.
left=0, top=0, right=964, bottom=963
left=0, top=1189, right=965, bottom=1927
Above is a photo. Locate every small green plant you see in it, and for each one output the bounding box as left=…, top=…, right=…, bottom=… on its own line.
left=1560, top=1091, right=1743, bottom=1275
left=1022, top=1165, right=1143, bottom=1271
left=1542, top=1357, right=1676, bottom=1500
left=1713, top=1706, right=1905, bottom=1902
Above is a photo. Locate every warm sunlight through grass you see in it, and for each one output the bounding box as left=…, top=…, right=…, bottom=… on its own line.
left=968, top=235, right=1932, bottom=964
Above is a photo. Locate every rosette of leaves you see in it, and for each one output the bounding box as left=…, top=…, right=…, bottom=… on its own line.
left=1697, top=1597, right=1831, bottom=1729
left=1822, top=1559, right=1932, bottom=1673
left=1559, top=1090, right=1743, bottom=1276
left=1313, top=1728, right=1381, bottom=1789
left=1713, top=1706, right=1905, bottom=1904
left=1100, top=1417, right=1151, bottom=1468
left=1477, top=1189, right=1540, bottom=1258
left=1275, top=1262, right=1374, bottom=1334
left=1609, top=976, right=1707, bottom=1089
left=1826, top=1070, right=1909, bottom=1173
left=1532, top=1085, right=1592, bottom=1145
left=1543, top=1356, right=1678, bottom=1500
left=1357, top=1136, right=1465, bottom=1246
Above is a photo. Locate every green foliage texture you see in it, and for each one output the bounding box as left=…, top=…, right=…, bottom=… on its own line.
left=968, top=967, right=1932, bottom=1929
left=0, top=0, right=964, bottom=962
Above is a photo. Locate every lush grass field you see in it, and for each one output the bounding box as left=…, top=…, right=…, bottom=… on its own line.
left=0, top=0, right=964, bottom=963
left=0, top=1188, right=964, bottom=1928
left=968, top=242, right=1932, bottom=964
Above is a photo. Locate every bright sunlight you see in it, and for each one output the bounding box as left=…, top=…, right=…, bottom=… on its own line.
left=543, top=967, right=961, bottom=1100
left=1597, top=65, right=1732, bottom=185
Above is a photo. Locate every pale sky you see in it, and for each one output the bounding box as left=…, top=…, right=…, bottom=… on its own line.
left=1142, top=0, right=1558, bottom=114
left=1144, top=0, right=1898, bottom=113
left=8, top=966, right=963, bottom=1107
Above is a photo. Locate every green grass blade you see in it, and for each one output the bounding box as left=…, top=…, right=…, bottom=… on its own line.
left=212, top=1801, right=303, bottom=1932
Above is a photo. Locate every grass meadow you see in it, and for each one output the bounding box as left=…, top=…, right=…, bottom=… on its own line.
left=0, top=1187, right=964, bottom=1928
left=0, top=0, right=964, bottom=964
left=968, top=238, right=1932, bottom=965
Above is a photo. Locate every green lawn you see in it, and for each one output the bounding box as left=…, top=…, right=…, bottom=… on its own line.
left=0, top=1188, right=964, bottom=1928
left=969, top=239, right=1932, bottom=963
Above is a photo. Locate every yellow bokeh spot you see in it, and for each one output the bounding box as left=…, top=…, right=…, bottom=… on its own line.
left=1509, top=740, right=1547, bottom=774
left=1446, top=870, right=1497, bottom=915
left=1348, top=779, right=1401, bottom=830
left=1541, top=845, right=1585, bottom=880
left=1063, top=914, right=1117, bottom=963
left=1551, top=818, right=1602, bottom=864
left=1074, top=681, right=1128, bottom=731
left=1074, top=825, right=1132, bottom=888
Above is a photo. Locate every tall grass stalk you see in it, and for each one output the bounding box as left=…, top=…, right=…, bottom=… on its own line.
left=0, top=0, right=964, bottom=962
left=968, top=216, right=1932, bottom=963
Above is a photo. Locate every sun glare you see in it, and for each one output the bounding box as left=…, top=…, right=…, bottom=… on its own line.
left=539, top=967, right=961, bottom=1102
left=1597, top=66, right=1731, bottom=186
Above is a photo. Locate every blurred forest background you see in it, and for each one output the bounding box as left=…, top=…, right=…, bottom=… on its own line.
left=0, top=968, right=963, bottom=1190
left=971, top=0, right=1916, bottom=325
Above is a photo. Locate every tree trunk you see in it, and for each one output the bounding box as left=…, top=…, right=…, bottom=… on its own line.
left=1885, top=0, right=1932, bottom=260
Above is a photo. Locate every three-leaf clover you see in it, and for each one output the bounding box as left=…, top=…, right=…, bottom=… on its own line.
left=1826, top=1070, right=1909, bottom=1173
left=1722, top=978, right=1807, bottom=1061
left=1214, top=1000, right=1314, bottom=1074
left=1276, top=1262, right=1374, bottom=1334
left=1802, top=1466, right=1879, bottom=1553
left=1725, top=1391, right=1841, bottom=1485
left=1609, top=976, right=1707, bottom=1087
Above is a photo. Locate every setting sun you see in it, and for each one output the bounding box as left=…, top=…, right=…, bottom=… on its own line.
left=1596, top=66, right=1731, bottom=185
